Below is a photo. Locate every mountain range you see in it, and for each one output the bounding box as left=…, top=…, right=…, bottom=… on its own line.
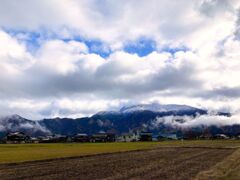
left=0, top=103, right=238, bottom=138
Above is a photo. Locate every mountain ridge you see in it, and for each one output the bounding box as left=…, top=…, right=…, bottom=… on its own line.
left=0, top=103, right=237, bottom=137
left=119, top=103, right=200, bottom=113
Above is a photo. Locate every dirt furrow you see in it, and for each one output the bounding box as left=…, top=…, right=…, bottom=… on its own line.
left=0, top=147, right=235, bottom=180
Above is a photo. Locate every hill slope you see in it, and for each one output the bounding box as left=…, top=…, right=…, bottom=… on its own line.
left=0, top=103, right=237, bottom=137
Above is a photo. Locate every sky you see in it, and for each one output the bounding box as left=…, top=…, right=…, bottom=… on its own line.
left=0, top=0, right=240, bottom=119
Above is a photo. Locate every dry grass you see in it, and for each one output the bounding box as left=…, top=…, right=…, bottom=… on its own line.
left=1, top=140, right=240, bottom=179
left=0, top=147, right=234, bottom=180
left=195, top=149, right=240, bottom=180
left=0, top=140, right=240, bottom=164
left=0, top=142, right=159, bottom=164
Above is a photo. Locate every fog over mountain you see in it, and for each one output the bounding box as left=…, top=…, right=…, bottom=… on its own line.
left=153, top=113, right=239, bottom=128
left=0, top=114, right=50, bottom=136
left=0, top=103, right=239, bottom=137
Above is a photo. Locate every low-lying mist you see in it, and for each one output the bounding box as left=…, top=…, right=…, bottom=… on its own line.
left=153, top=113, right=240, bottom=128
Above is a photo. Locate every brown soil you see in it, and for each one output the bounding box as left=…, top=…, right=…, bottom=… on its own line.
left=0, top=147, right=234, bottom=180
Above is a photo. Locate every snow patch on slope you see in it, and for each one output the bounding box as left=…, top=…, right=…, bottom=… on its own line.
left=120, top=103, right=198, bottom=113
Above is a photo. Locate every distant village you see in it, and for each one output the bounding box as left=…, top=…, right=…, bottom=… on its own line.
left=1, top=131, right=240, bottom=144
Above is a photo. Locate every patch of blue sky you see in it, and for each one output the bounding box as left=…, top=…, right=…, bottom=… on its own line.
left=4, top=29, right=188, bottom=59
left=5, top=28, right=112, bottom=57
left=62, top=37, right=112, bottom=58
left=19, top=32, right=42, bottom=53
left=123, top=38, right=156, bottom=57
left=83, top=40, right=111, bottom=58
left=4, top=28, right=49, bottom=54
left=160, top=46, right=190, bottom=54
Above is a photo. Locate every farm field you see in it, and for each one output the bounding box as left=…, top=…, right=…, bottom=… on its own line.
left=0, top=140, right=240, bottom=164
left=0, top=140, right=240, bottom=179
left=0, top=142, right=159, bottom=164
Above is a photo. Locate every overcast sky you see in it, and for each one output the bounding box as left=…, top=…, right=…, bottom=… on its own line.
left=0, top=0, right=240, bottom=119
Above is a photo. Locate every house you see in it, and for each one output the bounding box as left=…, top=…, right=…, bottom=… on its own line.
left=117, top=132, right=139, bottom=142
left=6, top=132, right=29, bottom=144
left=199, top=134, right=212, bottom=140
left=158, top=133, right=178, bottom=141
left=39, top=134, right=68, bottom=143
left=182, top=131, right=199, bottom=140
left=29, top=137, right=39, bottom=143
left=66, top=136, right=72, bottom=142
left=51, top=134, right=69, bottom=142
left=152, top=134, right=159, bottom=141
left=91, top=133, right=115, bottom=142
left=139, top=132, right=152, bottom=141
left=0, top=138, right=5, bottom=144
left=212, top=134, right=229, bottom=140
left=73, top=133, right=90, bottom=142
left=38, top=136, right=50, bottom=142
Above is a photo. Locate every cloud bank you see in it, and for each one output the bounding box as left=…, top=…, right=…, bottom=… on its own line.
left=0, top=115, right=50, bottom=133
left=0, top=0, right=240, bottom=121
left=153, top=113, right=240, bottom=128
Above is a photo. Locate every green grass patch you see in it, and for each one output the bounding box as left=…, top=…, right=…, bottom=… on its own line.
left=0, top=140, right=240, bottom=164
left=0, top=142, right=158, bottom=164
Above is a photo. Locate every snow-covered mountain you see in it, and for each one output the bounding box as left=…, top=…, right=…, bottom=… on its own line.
left=120, top=103, right=199, bottom=113
left=95, top=111, right=120, bottom=116
left=0, top=103, right=235, bottom=137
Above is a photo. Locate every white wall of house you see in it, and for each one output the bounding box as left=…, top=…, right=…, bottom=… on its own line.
left=117, top=133, right=139, bottom=142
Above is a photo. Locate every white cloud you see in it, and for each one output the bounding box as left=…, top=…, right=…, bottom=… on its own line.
left=0, top=30, right=33, bottom=75
left=36, top=40, right=90, bottom=75
left=0, top=0, right=240, bottom=121
left=154, top=113, right=240, bottom=128
left=0, top=0, right=237, bottom=49
left=0, top=114, right=51, bottom=133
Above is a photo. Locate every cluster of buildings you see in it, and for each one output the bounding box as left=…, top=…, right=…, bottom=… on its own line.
left=0, top=131, right=239, bottom=144
left=0, top=131, right=156, bottom=144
